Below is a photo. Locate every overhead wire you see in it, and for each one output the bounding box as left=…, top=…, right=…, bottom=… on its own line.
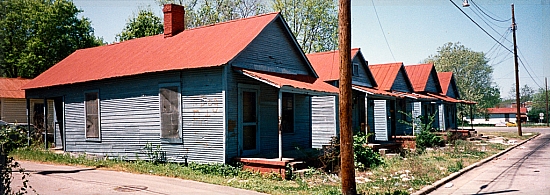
left=371, top=0, right=396, bottom=62
left=470, top=0, right=511, bottom=22
left=449, top=0, right=513, bottom=54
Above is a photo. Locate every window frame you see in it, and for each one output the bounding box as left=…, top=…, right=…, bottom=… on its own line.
left=281, top=92, right=295, bottom=134
left=159, top=83, right=182, bottom=143
left=84, top=90, right=101, bottom=141
left=352, top=63, right=359, bottom=76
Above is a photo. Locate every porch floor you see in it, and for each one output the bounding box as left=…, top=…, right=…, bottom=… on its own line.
left=234, top=148, right=322, bottom=179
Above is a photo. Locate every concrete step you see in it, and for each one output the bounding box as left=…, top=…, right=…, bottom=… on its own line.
left=288, top=161, right=306, bottom=171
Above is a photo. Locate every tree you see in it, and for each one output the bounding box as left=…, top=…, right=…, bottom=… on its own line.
left=0, top=0, right=103, bottom=78
left=116, top=7, right=164, bottom=42
left=527, top=88, right=549, bottom=123
left=507, top=84, right=534, bottom=105
left=272, top=0, right=338, bottom=53
left=425, top=42, right=501, bottom=117
left=156, top=0, right=267, bottom=29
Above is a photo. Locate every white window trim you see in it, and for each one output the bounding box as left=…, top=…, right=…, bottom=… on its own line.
left=84, top=90, right=101, bottom=142
left=159, top=82, right=182, bottom=144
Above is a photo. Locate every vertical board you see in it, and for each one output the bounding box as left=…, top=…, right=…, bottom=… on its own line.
left=438, top=104, right=445, bottom=131
left=373, top=100, right=388, bottom=141
left=311, top=96, right=337, bottom=148
left=413, top=102, right=422, bottom=134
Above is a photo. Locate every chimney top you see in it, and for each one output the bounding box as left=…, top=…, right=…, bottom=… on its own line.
left=163, top=4, right=185, bottom=38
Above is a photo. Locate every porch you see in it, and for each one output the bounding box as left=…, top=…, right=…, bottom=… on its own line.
left=234, top=148, right=322, bottom=179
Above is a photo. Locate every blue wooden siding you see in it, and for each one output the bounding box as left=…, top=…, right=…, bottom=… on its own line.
left=373, top=100, right=388, bottom=141
left=391, top=70, right=412, bottom=92
left=311, top=96, right=337, bottom=149
left=231, top=19, right=311, bottom=76
left=366, top=98, right=375, bottom=134
left=395, top=99, right=413, bottom=135
left=425, top=71, right=439, bottom=93
left=447, top=83, right=458, bottom=98
left=352, top=56, right=373, bottom=88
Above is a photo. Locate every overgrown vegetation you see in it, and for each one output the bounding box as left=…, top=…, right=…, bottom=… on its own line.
left=10, top=131, right=537, bottom=195
left=353, top=132, right=384, bottom=170
left=1, top=125, right=33, bottom=194
left=399, top=111, right=444, bottom=151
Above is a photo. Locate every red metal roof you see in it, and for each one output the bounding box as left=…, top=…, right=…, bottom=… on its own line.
left=488, top=107, right=527, bottom=114
left=437, top=72, right=453, bottom=95
left=306, top=48, right=360, bottom=81
left=0, top=77, right=31, bottom=98
left=404, top=63, right=441, bottom=93
left=240, top=69, right=338, bottom=94
left=368, top=62, right=405, bottom=91
left=23, top=12, right=281, bottom=90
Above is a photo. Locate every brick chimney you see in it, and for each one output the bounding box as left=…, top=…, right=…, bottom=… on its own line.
left=163, top=4, right=185, bottom=38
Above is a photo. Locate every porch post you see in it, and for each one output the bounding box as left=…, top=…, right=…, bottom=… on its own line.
left=278, top=90, right=283, bottom=161
left=469, top=104, right=474, bottom=130
left=26, top=98, right=31, bottom=146
left=44, top=98, right=48, bottom=149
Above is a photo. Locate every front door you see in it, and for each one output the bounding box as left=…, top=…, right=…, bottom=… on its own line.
left=239, top=85, right=260, bottom=156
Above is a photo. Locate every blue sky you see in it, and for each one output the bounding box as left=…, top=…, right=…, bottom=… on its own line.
left=73, top=0, right=549, bottom=99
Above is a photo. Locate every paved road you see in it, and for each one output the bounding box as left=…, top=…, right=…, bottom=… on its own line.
left=10, top=161, right=267, bottom=195
left=430, top=127, right=550, bottom=195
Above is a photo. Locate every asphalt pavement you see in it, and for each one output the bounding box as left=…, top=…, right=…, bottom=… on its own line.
left=10, top=161, right=267, bottom=195
left=427, top=127, right=550, bottom=195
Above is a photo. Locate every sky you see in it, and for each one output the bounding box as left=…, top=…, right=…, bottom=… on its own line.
left=72, top=0, right=549, bottom=99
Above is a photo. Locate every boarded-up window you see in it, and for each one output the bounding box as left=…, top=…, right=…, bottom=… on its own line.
left=282, top=93, right=294, bottom=133
left=85, top=92, right=99, bottom=139
left=160, top=86, right=181, bottom=142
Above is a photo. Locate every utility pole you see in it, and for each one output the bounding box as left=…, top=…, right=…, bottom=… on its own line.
left=546, top=77, right=548, bottom=127
left=512, top=4, right=522, bottom=136
left=338, top=0, right=356, bottom=194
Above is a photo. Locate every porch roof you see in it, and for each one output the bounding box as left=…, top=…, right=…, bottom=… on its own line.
left=239, top=69, right=338, bottom=95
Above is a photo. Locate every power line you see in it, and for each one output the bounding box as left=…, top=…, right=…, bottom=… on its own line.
left=469, top=6, right=512, bottom=44
left=371, top=0, right=396, bottom=61
left=470, top=0, right=511, bottom=23
left=449, top=0, right=513, bottom=54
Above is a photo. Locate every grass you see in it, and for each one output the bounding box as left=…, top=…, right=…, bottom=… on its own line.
left=11, top=131, right=538, bottom=195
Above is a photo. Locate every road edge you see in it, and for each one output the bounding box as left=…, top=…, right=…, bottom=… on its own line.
left=412, top=133, right=541, bottom=195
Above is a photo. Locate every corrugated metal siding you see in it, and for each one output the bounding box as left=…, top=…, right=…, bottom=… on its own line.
left=231, top=19, right=310, bottom=75
left=439, top=104, right=445, bottom=130
left=311, top=96, right=337, bottom=148
left=413, top=102, right=422, bottom=134
left=39, top=70, right=226, bottom=164
left=374, top=100, right=388, bottom=141
left=391, top=70, right=411, bottom=92
left=0, top=98, right=26, bottom=123
left=352, top=57, right=373, bottom=88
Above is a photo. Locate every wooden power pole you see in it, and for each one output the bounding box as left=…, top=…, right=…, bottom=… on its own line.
left=512, top=4, right=522, bottom=136
left=338, top=0, right=356, bottom=194
left=546, top=77, right=548, bottom=127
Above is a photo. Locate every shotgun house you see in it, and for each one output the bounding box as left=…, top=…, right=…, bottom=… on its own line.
left=368, top=63, right=419, bottom=140
left=433, top=72, right=462, bottom=130
left=306, top=49, right=378, bottom=148
left=404, top=63, right=444, bottom=131
left=0, top=78, right=55, bottom=133
left=23, top=4, right=338, bottom=165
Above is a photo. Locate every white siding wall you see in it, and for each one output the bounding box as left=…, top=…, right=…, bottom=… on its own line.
left=311, top=96, right=337, bottom=148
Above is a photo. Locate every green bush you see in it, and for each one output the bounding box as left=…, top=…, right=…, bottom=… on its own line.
left=353, top=132, right=383, bottom=170
left=1, top=125, right=33, bottom=194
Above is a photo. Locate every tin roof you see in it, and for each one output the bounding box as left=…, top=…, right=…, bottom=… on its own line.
left=240, top=69, right=338, bottom=94
left=488, top=107, right=527, bottom=114
left=438, top=72, right=453, bottom=95
left=0, top=77, right=31, bottom=98
left=306, top=48, right=360, bottom=81
left=24, top=12, right=281, bottom=90
left=404, top=63, right=442, bottom=93
left=369, top=62, right=410, bottom=91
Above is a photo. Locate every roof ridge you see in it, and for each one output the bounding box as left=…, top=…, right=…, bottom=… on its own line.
left=186, top=12, right=279, bottom=31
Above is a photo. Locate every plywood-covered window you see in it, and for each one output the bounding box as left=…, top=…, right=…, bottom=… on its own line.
left=160, top=84, right=181, bottom=143
left=85, top=91, right=100, bottom=140
left=282, top=92, right=294, bottom=133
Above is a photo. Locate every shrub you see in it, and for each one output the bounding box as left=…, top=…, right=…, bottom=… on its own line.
left=399, top=111, right=443, bottom=152
left=353, top=132, right=383, bottom=170
left=1, top=124, right=33, bottom=194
